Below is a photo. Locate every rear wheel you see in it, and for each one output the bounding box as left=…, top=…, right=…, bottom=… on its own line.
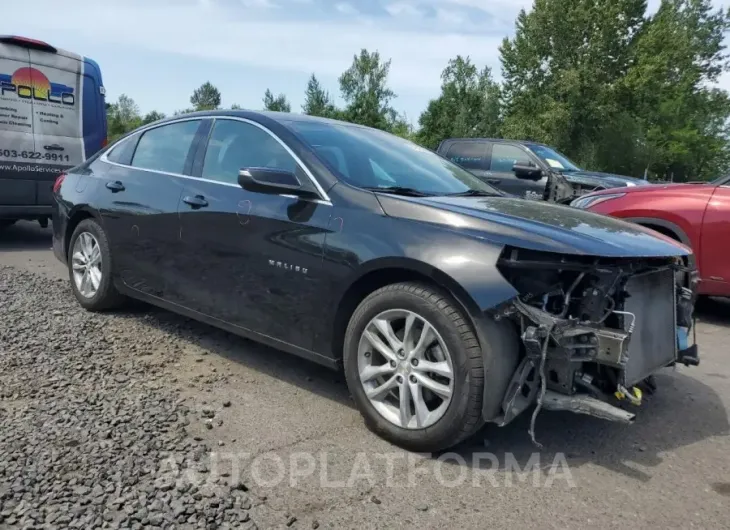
left=343, top=282, right=485, bottom=452
left=68, top=218, right=125, bottom=311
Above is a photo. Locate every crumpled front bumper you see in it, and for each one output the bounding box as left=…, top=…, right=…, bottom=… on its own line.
left=492, top=263, right=700, bottom=428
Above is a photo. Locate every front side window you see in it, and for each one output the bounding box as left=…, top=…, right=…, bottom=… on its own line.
left=490, top=144, right=533, bottom=173
left=131, top=120, right=201, bottom=174
left=445, top=142, right=488, bottom=170
left=202, top=119, right=297, bottom=184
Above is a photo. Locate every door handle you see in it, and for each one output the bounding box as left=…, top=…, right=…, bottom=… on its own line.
left=485, top=178, right=500, bottom=184
left=183, top=195, right=208, bottom=209
left=105, top=180, right=125, bottom=192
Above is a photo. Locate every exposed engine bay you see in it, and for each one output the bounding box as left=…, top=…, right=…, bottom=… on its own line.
left=491, top=247, right=699, bottom=444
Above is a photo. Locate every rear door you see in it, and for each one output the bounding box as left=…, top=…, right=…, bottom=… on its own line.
left=487, top=142, right=547, bottom=200
left=96, top=118, right=205, bottom=301
left=0, top=40, right=34, bottom=204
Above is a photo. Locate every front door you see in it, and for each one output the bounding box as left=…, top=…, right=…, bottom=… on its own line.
left=177, top=117, right=332, bottom=350
left=487, top=143, right=547, bottom=200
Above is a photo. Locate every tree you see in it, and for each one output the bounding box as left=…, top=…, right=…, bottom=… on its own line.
left=263, top=89, right=291, bottom=112
left=499, top=0, right=647, bottom=172
left=339, top=49, right=399, bottom=131
left=302, top=74, right=336, bottom=117
left=230, top=103, right=243, bottom=110
left=190, top=81, right=221, bottom=111
left=106, top=94, right=142, bottom=140
left=622, top=0, right=730, bottom=180
left=416, top=56, right=502, bottom=149
left=498, top=0, right=730, bottom=180
left=142, top=110, right=165, bottom=124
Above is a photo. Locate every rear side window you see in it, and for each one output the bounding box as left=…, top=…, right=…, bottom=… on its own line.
left=490, top=144, right=533, bottom=172
left=131, top=120, right=201, bottom=174
left=202, top=119, right=297, bottom=184
left=445, top=142, right=488, bottom=170
left=106, top=134, right=139, bottom=165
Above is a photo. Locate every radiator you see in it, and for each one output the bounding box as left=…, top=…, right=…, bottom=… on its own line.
left=622, top=268, right=677, bottom=387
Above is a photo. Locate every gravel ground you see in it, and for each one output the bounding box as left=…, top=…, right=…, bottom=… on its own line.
left=0, top=266, right=292, bottom=529
left=1, top=222, right=730, bottom=529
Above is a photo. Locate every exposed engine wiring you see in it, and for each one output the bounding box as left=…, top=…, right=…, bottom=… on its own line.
left=529, top=322, right=555, bottom=448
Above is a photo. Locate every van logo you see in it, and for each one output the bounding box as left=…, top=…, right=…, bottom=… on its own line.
left=269, top=259, right=307, bottom=275
left=0, top=67, right=75, bottom=106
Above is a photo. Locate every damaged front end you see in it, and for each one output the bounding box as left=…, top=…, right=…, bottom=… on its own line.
left=490, top=247, right=699, bottom=432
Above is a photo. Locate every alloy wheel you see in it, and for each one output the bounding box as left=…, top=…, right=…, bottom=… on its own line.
left=357, top=309, right=454, bottom=429
left=71, top=232, right=102, bottom=298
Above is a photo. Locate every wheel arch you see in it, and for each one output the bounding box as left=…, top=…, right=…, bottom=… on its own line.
left=329, top=258, right=484, bottom=361
left=330, top=257, right=522, bottom=424
left=64, top=206, right=103, bottom=259
left=626, top=216, right=696, bottom=267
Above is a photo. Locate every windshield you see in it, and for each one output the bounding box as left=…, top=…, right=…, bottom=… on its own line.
left=709, top=174, right=730, bottom=185
left=285, top=121, right=501, bottom=196
left=527, top=144, right=581, bottom=172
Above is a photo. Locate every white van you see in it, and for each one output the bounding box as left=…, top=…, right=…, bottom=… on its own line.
left=0, top=35, right=107, bottom=229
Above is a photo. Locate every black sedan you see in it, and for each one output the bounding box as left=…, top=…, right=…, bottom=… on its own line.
left=52, top=110, right=699, bottom=451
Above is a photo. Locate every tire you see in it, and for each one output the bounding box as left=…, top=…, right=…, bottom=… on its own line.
left=0, top=219, right=17, bottom=231
left=67, top=218, right=125, bottom=311
left=343, top=282, right=485, bottom=452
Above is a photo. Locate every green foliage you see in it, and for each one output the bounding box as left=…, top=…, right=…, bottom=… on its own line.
left=142, top=110, right=165, bottom=124
left=106, top=94, right=142, bottom=141
left=622, top=0, right=730, bottom=180
left=416, top=56, right=502, bottom=149
left=339, top=49, right=401, bottom=132
left=263, top=89, right=292, bottom=112
left=302, top=74, right=336, bottom=117
left=190, top=81, right=221, bottom=111
left=499, top=0, right=730, bottom=180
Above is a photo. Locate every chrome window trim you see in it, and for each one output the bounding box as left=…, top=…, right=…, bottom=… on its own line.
left=99, top=115, right=332, bottom=204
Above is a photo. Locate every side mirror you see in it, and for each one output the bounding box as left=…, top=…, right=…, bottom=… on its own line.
left=513, top=162, right=543, bottom=181
left=238, top=167, right=317, bottom=198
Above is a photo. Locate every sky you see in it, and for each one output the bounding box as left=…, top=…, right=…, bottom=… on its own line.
left=3, top=0, right=730, bottom=123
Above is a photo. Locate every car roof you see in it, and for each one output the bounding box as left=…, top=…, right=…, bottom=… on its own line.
left=156, top=109, right=350, bottom=127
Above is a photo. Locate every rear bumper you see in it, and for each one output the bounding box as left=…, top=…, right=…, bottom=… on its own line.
left=0, top=205, right=53, bottom=219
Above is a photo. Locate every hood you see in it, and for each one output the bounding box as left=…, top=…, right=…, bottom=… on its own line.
left=561, top=170, right=649, bottom=189
left=378, top=194, right=690, bottom=258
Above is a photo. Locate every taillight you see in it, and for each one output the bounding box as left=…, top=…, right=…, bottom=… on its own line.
left=53, top=173, right=66, bottom=194
left=101, top=136, right=108, bottom=148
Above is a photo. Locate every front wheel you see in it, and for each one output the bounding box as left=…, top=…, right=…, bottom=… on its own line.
left=343, top=282, right=485, bottom=452
left=67, top=218, right=125, bottom=311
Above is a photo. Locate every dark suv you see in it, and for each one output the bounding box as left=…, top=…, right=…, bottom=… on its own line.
left=52, top=111, right=697, bottom=451
left=437, top=138, right=648, bottom=202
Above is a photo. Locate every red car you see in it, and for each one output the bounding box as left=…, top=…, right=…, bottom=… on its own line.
left=572, top=175, right=730, bottom=297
